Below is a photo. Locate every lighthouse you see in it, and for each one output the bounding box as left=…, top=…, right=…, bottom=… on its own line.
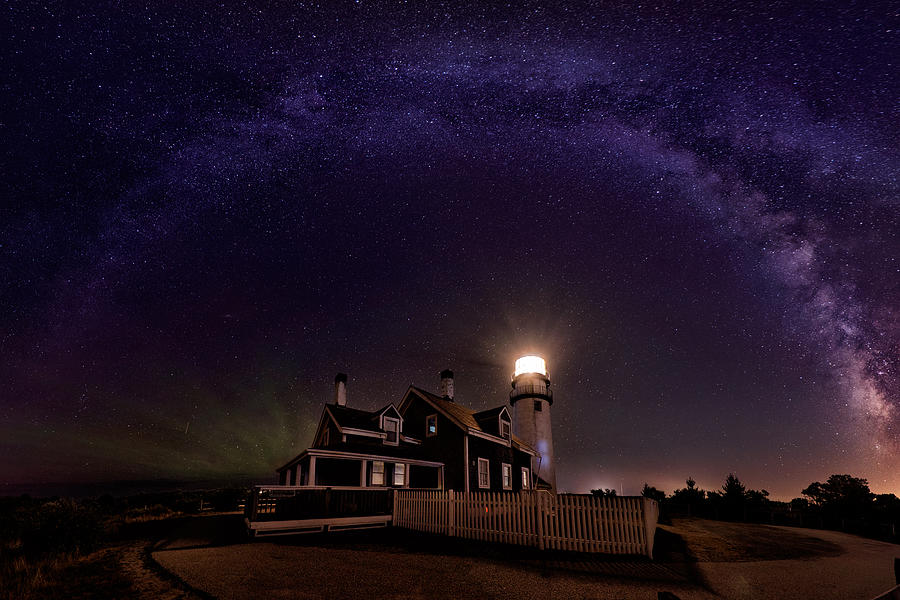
left=509, top=355, right=556, bottom=492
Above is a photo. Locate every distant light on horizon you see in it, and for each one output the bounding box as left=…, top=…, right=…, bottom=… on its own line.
left=515, top=355, right=547, bottom=377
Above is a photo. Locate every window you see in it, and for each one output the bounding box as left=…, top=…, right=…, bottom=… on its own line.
left=426, top=414, right=437, bottom=437
left=534, top=400, right=542, bottom=412
left=394, top=463, right=406, bottom=486
left=384, top=417, right=399, bottom=445
left=501, top=463, right=512, bottom=490
left=322, top=427, right=330, bottom=446
left=372, top=461, right=385, bottom=486
left=521, top=467, right=531, bottom=489
left=500, top=420, right=511, bottom=439
left=477, top=458, right=490, bottom=489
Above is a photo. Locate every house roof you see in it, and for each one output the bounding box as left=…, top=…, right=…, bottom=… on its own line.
left=472, top=406, right=509, bottom=428
left=326, top=404, right=383, bottom=432
left=326, top=403, right=401, bottom=433
left=472, top=405, right=509, bottom=424
left=408, top=386, right=537, bottom=455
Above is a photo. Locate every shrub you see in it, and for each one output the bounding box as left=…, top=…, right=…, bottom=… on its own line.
left=19, top=499, right=102, bottom=557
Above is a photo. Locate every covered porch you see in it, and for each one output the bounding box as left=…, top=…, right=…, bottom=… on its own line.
left=244, top=487, right=396, bottom=537
left=276, top=448, right=445, bottom=490
left=249, top=451, right=445, bottom=537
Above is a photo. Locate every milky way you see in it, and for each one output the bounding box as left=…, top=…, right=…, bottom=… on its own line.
left=1, top=2, right=897, bottom=498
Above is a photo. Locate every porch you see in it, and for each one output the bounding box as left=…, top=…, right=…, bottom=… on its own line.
left=244, top=487, right=396, bottom=537
left=276, top=448, right=445, bottom=489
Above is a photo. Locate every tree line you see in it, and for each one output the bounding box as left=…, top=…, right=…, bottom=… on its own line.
left=592, top=473, right=899, bottom=543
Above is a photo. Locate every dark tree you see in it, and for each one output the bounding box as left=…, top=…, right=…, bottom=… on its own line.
left=641, top=483, right=666, bottom=503
left=802, top=474, right=872, bottom=517
left=590, top=488, right=618, bottom=497
left=670, top=477, right=706, bottom=516
left=717, top=473, right=749, bottom=521
left=801, top=474, right=877, bottom=532
left=790, top=497, right=810, bottom=511
left=801, top=481, right=827, bottom=506
left=671, top=477, right=706, bottom=503
left=722, top=473, right=746, bottom=499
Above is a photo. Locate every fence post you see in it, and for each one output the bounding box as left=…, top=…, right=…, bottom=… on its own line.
left=392, top=489, right=398, bottom=527
left=642, top=497, right=658, bottom=559
left=536, top=492, right=546, bottom=550
left=448, top=490, right=456, bottom=537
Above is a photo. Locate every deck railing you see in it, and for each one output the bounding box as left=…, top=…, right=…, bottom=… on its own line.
left=246, top=487, right=394, bottom=522
left=393, top=490, right=659, bottom=558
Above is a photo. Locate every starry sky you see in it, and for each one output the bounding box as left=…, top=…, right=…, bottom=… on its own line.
left=2, top=1, right=897, bottom=499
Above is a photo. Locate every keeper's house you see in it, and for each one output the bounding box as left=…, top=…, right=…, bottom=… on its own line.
left=276, top=359, right=556, bottom=494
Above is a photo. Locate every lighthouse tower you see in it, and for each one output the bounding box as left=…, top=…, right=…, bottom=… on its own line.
left=509, top=355, right=556, bottom=492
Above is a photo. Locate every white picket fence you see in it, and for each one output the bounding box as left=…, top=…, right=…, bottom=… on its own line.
left=393, top=490, right=659, bottom=558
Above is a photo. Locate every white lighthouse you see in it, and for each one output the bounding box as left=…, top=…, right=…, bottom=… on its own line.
left=509, top=355, right=556, bottom=492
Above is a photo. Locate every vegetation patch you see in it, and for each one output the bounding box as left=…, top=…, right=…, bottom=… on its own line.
left=659, top=518, right=844, bottom=562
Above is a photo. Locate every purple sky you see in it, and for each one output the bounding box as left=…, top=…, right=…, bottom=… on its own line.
left=1, top=1, right=897, bottom=499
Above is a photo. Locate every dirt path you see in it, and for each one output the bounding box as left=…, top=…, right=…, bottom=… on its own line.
left=118, top=542, right=202, bottom=600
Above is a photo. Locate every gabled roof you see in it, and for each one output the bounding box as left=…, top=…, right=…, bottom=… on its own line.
left=326, top=404, right=384, bottom=432
left=374, top=404, right=402, bottom=421
left=403, top=386, right=537, bottom=455
left=473, top=405, right=510, bottom=424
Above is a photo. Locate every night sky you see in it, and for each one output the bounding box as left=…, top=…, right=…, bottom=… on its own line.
left=2, top=1, right=897, bottom=500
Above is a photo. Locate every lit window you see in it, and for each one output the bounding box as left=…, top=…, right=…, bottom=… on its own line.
left=500, top=420, right=511, bottom=439
left=521, top=467, right=530, bottom=489
left=372, top=461, right=385, bottom=486
left=426, top=414, right=437, bottom=437
left=394, top=463, right=406, bottom=486
left=501, top=463, right=512, bottom=490
left=384, top=417, right=399, bottom=445
left=478, top=458, right=490, bottom=489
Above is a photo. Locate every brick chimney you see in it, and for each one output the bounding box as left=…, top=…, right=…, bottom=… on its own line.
left=334, top=373, right=347, bottom=406
left=440, top=369, right=454, bottom=401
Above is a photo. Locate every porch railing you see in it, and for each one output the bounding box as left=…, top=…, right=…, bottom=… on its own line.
left=245, top=487, right=393, bottom=522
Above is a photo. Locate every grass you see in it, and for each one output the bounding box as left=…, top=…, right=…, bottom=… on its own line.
left=655, top=518, right=845, bottom=562
left=0, top=508, right=204, bottom=600
left=0, top=547, right=135, bottom=600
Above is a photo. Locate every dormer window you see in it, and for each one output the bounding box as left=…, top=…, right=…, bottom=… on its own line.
left=500, top=420, right=511, bottom=439
left=426, top=414, right=437, bottom=437
left=383, top=417, right=399, bottom=445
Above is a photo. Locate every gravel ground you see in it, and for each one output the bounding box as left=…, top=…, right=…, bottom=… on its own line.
left=154, top=541, right=711, bottom=600
left=151, top=518, right=900, bottom=600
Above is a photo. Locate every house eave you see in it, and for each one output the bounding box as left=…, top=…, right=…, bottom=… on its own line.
left=277, top=448, right=444, bottom=471
left=467, top=427, right=511, bottom=447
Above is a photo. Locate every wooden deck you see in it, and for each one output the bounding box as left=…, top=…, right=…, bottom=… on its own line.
left=244, top=487, right=394, bottom=537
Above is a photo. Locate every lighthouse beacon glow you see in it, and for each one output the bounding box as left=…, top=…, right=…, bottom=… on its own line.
left=514, top=355, right=547, bottom=377
left=509, top=355, right=555, bottom=492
